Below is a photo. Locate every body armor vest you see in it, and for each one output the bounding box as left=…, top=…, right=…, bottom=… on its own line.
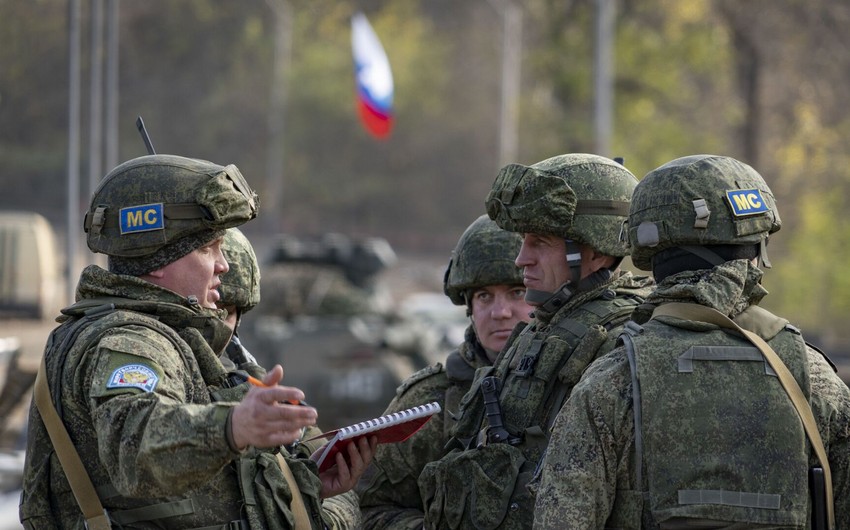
left=623, top=306, right=812, bottom=529
left=425, top=286, right=644, bottom=529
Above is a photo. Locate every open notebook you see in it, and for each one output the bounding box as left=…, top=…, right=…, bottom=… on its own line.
left=305, top=401, right=441, bottom=472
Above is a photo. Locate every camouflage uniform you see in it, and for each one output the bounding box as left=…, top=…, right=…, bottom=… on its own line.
left=418, top=154, right=654, bottom=529
left=219, top=227, right=363, bottom=530
left=19, top=155, right=331, bottom=529
left=357, top=327, right=492, bottom=529
left=357, top=214, right=526, bottom=529
left=533, top=155, right=850, bottom=529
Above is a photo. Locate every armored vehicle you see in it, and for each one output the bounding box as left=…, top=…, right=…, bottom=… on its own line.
left=237, top=233, right=444, bottom=431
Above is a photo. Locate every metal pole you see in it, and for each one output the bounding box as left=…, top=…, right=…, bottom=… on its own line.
left=265, top=0, right=291, bottom=233
left=105, top=0, right=119, bottom=170
left=88, top=0, right=104, bottom=196
left=498, top=1, right=522, bottom=167
left=487, top=0, right=522, bottom=168
left=594, top=0, right=615, bottom=156
left=67, top=0, right=82, bottom=304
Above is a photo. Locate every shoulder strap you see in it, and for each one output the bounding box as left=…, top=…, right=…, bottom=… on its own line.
left=275, top=453, right=312, bottom=530
left=34, top=356, right=112, bottom=530
left=33, top=306, right=194, bottom=529
left=652, top=302, right=835, bottom=530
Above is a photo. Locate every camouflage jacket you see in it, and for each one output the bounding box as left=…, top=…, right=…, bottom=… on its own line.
left=533, top=260, right=850, bottom=529
left=357, top=325, right=492, bottom=530
left=418, top=270, right=654, bottom=530
left=20, top=265, right=328, bottom=530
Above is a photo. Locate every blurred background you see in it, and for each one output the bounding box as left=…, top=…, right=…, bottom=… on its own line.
left=2, top=0, right=850, bottom=522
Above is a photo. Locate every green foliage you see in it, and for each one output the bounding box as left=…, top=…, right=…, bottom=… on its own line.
left=5, top=0, right=850, bottom=347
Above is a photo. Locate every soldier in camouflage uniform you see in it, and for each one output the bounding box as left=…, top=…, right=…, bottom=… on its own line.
left=356, top=214, right=532, bottom=529
left=217, top=227, right=365, bottom=529
left=418, top=154, right=655, bottom=529
left=534, top=155, right=850, bottom=529
left=20, top=155, right=374, bottom=529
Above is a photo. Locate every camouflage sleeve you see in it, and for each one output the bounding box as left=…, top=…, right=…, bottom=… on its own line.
left=323, top=491, right=362, bottom=529
left=532, top=350, right=635, bottom=530
left=807, top=345, right=850, bottom=528
left=357, top=368, right=452, bottom=530
left=86, top=326, right=237, bottom=497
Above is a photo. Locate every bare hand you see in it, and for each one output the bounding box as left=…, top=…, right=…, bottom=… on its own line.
left=230, top=365, right=317, bottom=449
left=316, top=435, right=378, bottom=498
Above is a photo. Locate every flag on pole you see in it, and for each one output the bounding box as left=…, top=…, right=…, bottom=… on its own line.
left=351, top=12, right=394, bottom=139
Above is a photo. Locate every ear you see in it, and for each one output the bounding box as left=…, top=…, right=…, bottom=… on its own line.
left=590, top=250, right=617, bottom=271
left=143, top=268, right=166, bottom=279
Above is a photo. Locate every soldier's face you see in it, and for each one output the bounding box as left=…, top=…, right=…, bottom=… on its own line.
left=516, top=234, right=615, bottom=302
left=515, top=234, right=571, bottom=300
left=470, top=284, right=532, bottom=362
left=143, top=237, right=230, bottom=309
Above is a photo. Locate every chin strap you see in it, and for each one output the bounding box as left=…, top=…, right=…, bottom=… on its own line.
left=531, top=269, right=614, bottom=314
left=759, top=238, right=772, bottom=269
left=564, top=239, right=583, bottom=287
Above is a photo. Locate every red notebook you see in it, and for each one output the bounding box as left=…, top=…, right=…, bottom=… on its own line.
left=306, top=401, right=441, bottom=472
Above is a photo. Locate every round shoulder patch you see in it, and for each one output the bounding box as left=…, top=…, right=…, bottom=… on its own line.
left=107, top=364, right=159, bottom=392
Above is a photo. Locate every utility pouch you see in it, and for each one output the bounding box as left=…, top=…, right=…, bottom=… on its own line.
left=419, top=443, right=527, bottom=530
left=237, top=452, right=323, bottom=530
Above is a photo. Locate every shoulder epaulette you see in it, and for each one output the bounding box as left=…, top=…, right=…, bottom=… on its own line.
left=395, top=362, right=444, bottom=397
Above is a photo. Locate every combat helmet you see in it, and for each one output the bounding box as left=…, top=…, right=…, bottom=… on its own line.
left=84, top=154, right=258, bottom=275
left=486, top=153, right=637, bottom=258
left=628, top=154, right=781, bottom=272
left=443, top=214, right=524, bottom=306
left=220, top=227, right=261, bottom=314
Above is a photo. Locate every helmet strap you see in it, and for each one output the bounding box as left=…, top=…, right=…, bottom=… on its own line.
left=525, top=288, right=558, bottom=306
left=758, top=238, right=772, bottom=269
left=564, top=239, right=583, bottom=287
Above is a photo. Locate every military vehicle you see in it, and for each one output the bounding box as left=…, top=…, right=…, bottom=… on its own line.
left=0, top=211, right=64, bottom=319
left=237, top=232, right=447, bottom=432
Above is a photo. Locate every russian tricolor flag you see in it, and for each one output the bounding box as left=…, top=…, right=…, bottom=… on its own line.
left=351, top=12, right=394, bottom=139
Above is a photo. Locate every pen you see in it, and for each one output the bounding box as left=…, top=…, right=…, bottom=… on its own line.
left=246, top=375, right=311, bottom=407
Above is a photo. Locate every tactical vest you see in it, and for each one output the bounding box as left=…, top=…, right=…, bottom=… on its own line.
left=621, top=305, right=813, bottom=529
left=422, top=287, right=644, bottom=529
left=20, top=299, right=325, bottom=530
left=453, top=290, right=643, bottom=447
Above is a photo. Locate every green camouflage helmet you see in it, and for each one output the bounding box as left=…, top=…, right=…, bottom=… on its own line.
left=486, top=153, right=637, bottom=257
left=628, top=154, right=782, bottom=271
left=84, top=154, right=259, bottom=258
left=443, top=214, right=524, bottom=306
left=220, top=227, right=261, bottom=313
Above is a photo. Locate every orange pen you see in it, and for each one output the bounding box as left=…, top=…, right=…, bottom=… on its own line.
left=246, top=375, right=311, bottom=407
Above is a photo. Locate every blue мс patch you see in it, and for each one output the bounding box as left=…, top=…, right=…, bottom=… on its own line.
left=107, top=364, right=159, bottom=392
left=119, top=203, right=164, bottom=234
left=725, top=189, right=769, bottom=217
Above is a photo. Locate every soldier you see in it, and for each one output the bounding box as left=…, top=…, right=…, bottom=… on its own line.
left=356, top=214, right=532, bottom=528
left=417, top=153, right=655, bottom=529
left=20, top=155, right=374, bottom=529
left=218, top=226, right=264, bottom=373
left=217, top=226, right=366, bottom=529
left=533, top=154, right=850, bottom=529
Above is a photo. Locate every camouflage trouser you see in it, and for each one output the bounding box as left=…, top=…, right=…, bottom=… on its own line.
left=419, top=443, right=535, bottom=530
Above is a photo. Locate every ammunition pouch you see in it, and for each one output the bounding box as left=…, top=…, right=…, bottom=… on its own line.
left=419, top=426, right=546, bottom=530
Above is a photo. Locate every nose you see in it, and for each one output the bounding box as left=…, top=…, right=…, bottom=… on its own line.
left=515, top=240, right=532, bottom=268
left=491, top=295, right=513, bottom=319
left=216, top=251, right=230, bottom=274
